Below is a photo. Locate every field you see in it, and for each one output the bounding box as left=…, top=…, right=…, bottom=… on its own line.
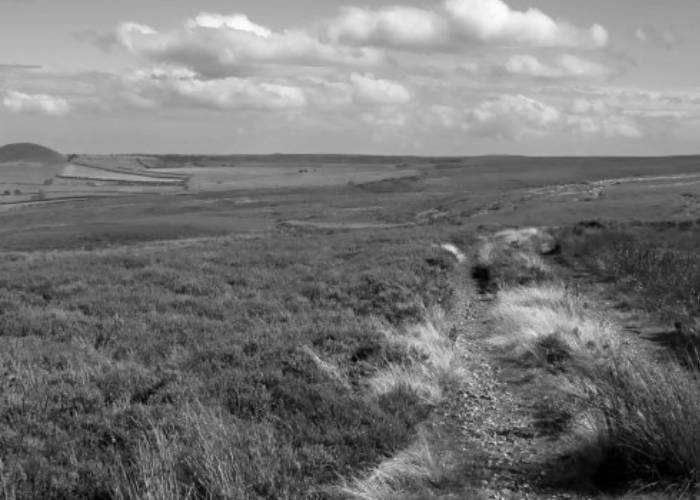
left=2, top=152, right=700, bottom=499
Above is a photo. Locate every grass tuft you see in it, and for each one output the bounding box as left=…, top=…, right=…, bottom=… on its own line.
left=489, top=284, right=618, bottom=368
left=338, top=433, right=438, bottom=500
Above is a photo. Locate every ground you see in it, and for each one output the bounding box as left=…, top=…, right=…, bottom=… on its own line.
left=1, top=153, right=700, bottom=499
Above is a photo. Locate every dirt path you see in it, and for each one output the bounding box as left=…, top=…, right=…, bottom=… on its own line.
left=412, top=245, right=677, bottom=499
left=413, top=271, right=596, bottom=500
left=344, top=234, right=678, bottom=499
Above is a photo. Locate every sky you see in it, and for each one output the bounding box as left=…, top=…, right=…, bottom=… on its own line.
left=1, top=0, right=699, bottom=155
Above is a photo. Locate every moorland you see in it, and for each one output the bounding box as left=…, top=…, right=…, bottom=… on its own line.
left=2, top=143, right=700, bottom=499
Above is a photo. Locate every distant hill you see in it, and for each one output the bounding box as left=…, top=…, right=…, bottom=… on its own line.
left=0, top=143, right=67, bottom=184
left=0, top=143, right=66, bottom=165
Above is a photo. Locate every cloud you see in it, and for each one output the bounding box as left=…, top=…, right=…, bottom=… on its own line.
left=186, top=13, right=272, bottom=38
left=327, top=0, right=608, bottom=50
left=417, top=93, right=658, bottom=141
left=122, top=67, right=307, bottom=110
left=501, top=54, right=612, bottom=79
left=327, top=6, right=448, bottom=49
left=467, top=94, right=561, bottom=138
left=116, top=13, right=384, bottom=78
left=634, top=26, right=682, bottom=50
left=566, top=114, right=643, bottom=139
left=350, top=73, right=411, bottom=105
left=2, top=90, right=71, bottom=115
left=120, top=66, right=413, bottom=113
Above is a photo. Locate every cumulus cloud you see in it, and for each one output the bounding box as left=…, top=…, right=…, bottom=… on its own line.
left=467, top=94, right=561, bottom=138
left=417, top=93, right=657, bottom=141
left=116, top=13, right=384, bottom=78
left=350, top=73, right=411, bottom=105
left=119, top=66, right=413, bottom=113
left=327, top=6, right=449, bottom=49
left=2, top=90, right=71, bottom=115
left=122, top=67, right=307, bottom=110
left=501, top=54, right=612, bottom=79
left=327, top=0, right=608, bottom=50
left=445, top=0, right=607, bottom=47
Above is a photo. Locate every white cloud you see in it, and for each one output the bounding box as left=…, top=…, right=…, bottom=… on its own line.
left=2, top=90, right=71, bottom=115
left=350, top=73, right=411, bottom=105
left=327, top=0, right=608, bottom=50
left=186, top=13, right=272, bottom=38
left=120, top=68, right=412, bottom=112
left=468, top=94, right=561, bottom=138
left=570, top=97, right=608, bottom=115
left=327, top=6, right=448, bottom=49
left=417, top=93, right=655, bottom=141
left=123, top=67, right=307, bottom=110
left=116, top=13, right=384, bottom=78
left=502, top=54, right=612, bottom=79
left=445, top=0, right=607, bottom=48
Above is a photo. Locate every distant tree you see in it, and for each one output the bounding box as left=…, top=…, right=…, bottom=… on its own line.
left=13, top=189, right=21, bottom=196
left=43, top=178, right=54, bottom=186
left=2, top=190, right=10, bottom=196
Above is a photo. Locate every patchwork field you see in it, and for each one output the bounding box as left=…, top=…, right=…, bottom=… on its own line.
left=2, top=147, right=700, bottom=499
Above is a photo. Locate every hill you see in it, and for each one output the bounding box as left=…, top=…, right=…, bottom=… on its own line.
left=0, top=143, right=67, bottom=185
left=0, top=143, right=65, bottom=165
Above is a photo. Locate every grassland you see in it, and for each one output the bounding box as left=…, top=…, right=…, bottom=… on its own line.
left=0, top=225, right=467, bottom=499
left=2, top=153, right=700, bottom=499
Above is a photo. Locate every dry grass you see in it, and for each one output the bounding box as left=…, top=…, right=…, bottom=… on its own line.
left=368, top=308, right=468, bottom=405
left=302, top=345, right=350, bottom=389
left=112, top=426, right=187, bottom=500
left=486, top=225, right=700, bottom=492
left=337, top=433, right=438, bottom=500
left=111, top=405, right=302, bottom=500
left=571, top=356, right=700, bottom=490
left=489, top=284, right=618, bottom=367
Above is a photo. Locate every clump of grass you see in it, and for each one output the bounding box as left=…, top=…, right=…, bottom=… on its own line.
left=569, top=356, right=700, bottom=491
left=472, top=228, right=555, bottom=292
left=489, top=284, right=618, bottom=368
left=111, top=406, right=304, bottom=500
left=337, top=433, right=439, bottom=500
left=368, top=308, right=468, bottom=405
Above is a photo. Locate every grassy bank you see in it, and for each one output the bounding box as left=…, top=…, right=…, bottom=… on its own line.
left=558, top=221, right=700, bottom=360
left=482, top=225, right=700, bottom=496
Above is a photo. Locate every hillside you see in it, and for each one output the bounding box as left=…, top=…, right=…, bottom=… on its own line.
left=0, top=143, right=66, bottom=165
left=0, top=143, right=67, bottom=185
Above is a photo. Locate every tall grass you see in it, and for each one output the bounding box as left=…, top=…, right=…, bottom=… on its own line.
left=489, top=284, right=618, bottom=368
left=338, top=434, right=438, bottom=500
left=558, top=222, right=700, bottom=363
left=368, top=308, right=468, bottom=405
left=112, top=406, right=302, bottom=500
left=575, top=355, right=700, bottom=490
left=488, top=225, right=700, bottom=493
